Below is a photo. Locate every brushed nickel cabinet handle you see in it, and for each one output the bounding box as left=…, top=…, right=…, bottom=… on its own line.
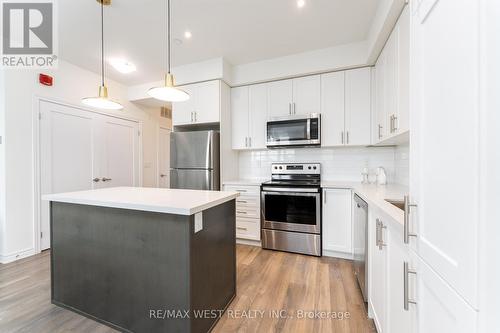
left=404, top=195, right=418, bottom=244
left=404, top=262, right=417, bottom=310
left=236, top=211, right=247, bottom=214
left=236, top=227, right=248, bottom=231
left=346, top=131, right=350, bottom=144
left=378, top=124, right=383, bottom=139
left=93, top=178, right=101, bottom=182
left=102, top=177, right=112, bottom=182
left=393, top=115, right=398, bottom=131
left=378, top=221, right=387, bottom=249
left=341, top=131, right=344, bottom=144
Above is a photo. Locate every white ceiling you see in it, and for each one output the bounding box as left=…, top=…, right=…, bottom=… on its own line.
left=59, top=0, right=379, bottom=85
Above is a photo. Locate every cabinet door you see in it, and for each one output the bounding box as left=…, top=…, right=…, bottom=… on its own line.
left=322, top=189, right=352, bottom=254
left=195, top=80, right=220, bottom=123
left=409, top=252, right=477, bottom=333
left=248, top=83, right=268, bottom=149
left=384, top=30, right=398, bottom=136
left=396, top=5, right=410, bottom=134
left=369, top=212, right=388, bottom=333
left=172, top=85, right=195, bottom=125
left=345, top=68, right=371, bottom=146
left=268, top=79, right=293, bottom=118
left=409, top=0, right=479, bottom=307
left=320, top=72, right=345, bottom=146
left=387, top=223, right=411, bottom=333
left=375, top=49, right=387, bottom=142
left=292, top=75, right=321, bottom=116
left=231, top=86, right=249, bottom=150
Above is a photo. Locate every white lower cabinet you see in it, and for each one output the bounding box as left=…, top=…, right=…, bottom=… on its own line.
left=322, top=188, right=352, bottom=257
left=223, top=185, right=261, bottom=241
left=368, top=209, right=388, bottom=333
left=368, top=208, right=411, bottom=333
left=408, top=251, right=477, bottom=333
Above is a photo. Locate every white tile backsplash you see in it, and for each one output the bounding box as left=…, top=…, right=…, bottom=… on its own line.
left=238, top=146, right=407, bottom=184
left=394, top=143, right=410, bottom=186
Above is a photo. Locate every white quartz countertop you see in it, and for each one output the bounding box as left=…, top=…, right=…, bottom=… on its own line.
left=43, top=187, right=239, bottom=216
left=223, top=179, right=266, bottom=186
left=322, top=181, right=408, bottom=226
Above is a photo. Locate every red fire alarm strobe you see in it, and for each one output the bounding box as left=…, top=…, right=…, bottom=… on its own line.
left=39, top=74, right=53, bottom=86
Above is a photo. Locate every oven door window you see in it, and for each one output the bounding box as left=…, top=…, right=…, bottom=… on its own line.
left=267, top=119, right=308, bottom=142
left=264, top=193, right=317, bottom=225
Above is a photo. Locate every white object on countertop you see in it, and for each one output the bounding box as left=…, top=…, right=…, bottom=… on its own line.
left=42, top=187, right=239, bottom=216
left=361, top=167, right=369, bottom=184
left=376, top=167, right=387, bottom=185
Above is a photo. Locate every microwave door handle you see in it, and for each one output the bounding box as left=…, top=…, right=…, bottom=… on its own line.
left=307, top=118, right=311, bottom=139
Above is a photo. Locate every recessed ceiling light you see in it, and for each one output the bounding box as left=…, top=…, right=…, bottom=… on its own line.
left=184, top=31, right=192, bottom=39
left=297, top=0, right=305, bottom=8
left=109, top=58, right=136, bottom=74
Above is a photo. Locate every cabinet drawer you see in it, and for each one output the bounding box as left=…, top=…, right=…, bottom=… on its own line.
left=236, top=206, right=260, bottom=219
left=236, top=218, right=260, bottom=241
left=236, top=195, right=260, bottom=208
left=224, top=185, right=260, bottom=195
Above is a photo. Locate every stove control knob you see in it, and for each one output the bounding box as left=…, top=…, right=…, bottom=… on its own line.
left=279, top=166, right=283, bottom=170
left=308, top=166, right=312, bottom=170
left=313, top=166, right=317, bottom=170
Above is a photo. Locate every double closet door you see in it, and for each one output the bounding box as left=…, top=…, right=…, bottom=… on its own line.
left=39, top=100, right=141, bottom=250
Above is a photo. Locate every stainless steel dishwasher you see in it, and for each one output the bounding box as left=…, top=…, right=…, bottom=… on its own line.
left=353, top=194, right=368, bottom=302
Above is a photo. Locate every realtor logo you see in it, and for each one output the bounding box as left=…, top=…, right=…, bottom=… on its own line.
left=1, top=0, right=58, bottom=68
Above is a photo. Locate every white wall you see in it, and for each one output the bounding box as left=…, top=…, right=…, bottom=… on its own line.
left=1, top=60, right=162, bottom=263
left=0, top=69, right=6, bottom=258
left=478, top=0, right=500, bottom=330
left=238, top=147, right=401, bottom=183
left=394, top=143, right=409, bottom=185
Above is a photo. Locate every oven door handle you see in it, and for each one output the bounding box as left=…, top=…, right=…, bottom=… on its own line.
left=262, top=187, right=320, bottom=194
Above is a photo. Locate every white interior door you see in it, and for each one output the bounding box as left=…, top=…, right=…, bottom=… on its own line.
left=410, top=0, right=479, bottom=307
left=39, top=101, right=141, bottom=250
left=158, top=126, right=171, bottom=188
left=39, top=101, right=96, bottom=250
left=97, top=114, right=140, bottom=188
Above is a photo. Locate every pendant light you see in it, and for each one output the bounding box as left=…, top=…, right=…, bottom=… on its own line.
left=147, top=0, right=190, bottom=102
left=82, top=0, right=124, bottom=110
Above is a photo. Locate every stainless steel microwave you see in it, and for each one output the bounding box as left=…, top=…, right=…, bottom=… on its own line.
left=266, top=114, right=321, bottom=148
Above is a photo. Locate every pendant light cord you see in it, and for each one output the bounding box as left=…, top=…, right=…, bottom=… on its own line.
left=167, top=0, right=171, bottom=74
left=101, top=0, right=105, bottom=87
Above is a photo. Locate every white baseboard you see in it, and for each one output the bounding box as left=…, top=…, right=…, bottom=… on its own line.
left=236, top=238, right=261, bottom=247
left=322, top=249, right=354, bottom=260
left=0, top=248, right=36, bottom=264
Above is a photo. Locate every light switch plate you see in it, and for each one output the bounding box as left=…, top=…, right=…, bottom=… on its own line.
left=194, top=213, right=203, bottom=233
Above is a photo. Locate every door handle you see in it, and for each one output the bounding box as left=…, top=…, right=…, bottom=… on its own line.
left=341, top=131, right=344, bottom=144
left=249, top=137, right=252, bottom=147
left=93, top=178, right=101, bottom=182
left=289, top=103, right=292, bottom=115
left=160, top=174, right=167, bottom=178
left=236, top=227, right=248, bottom=231
left=293, top=103, right=296, bottom=115
left=346, top=131, right=350, bottom=144
left=378, top=124, right=383, bottom=139
left=404, top=262, right=417, bottom=310
left=102, top=177, right=112, bottom=182
left=393, top=115, right=398, bottom=131
left=245, top=137, right=248, bottom=148
left=404, top=195, right=418, bottom=244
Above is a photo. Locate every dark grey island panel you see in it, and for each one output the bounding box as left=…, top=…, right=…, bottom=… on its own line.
left=50, top=199, right=236, bottom=333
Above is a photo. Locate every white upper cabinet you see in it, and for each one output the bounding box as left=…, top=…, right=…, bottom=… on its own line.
left=268, top=80, right=293, bottom=118
left=374, top=5, right=410, bottom=144
left=172, top=80, right=220, bottom=126
left=268, top=76, right=320, bottom=118
left=409, top=0, right=479, bottom=308
left=195, top=80, right=221, bottom=124
left=322, top=188, right=352, bottom=255
left=321, top=68, right=371, bottom=147
left=320, top=71, right=345, bottom=146
left=248, top=84, right=268, bottom=149
left=231, top=86, right=249, bottom=150
left=231, top=84, right=268, bottom=150
left=345, top=68, right=371, bottom=146
left=292, top=75, right=321, bottom=116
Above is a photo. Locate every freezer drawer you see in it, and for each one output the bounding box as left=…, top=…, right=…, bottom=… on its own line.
left=170, top=169, right=220, bottom=191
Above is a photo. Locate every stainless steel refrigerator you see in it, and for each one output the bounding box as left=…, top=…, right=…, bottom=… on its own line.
left=170, top=131, right=220, bottom=190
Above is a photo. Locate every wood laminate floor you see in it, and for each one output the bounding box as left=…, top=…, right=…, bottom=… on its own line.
left=0, top=245, right=375, bottom=333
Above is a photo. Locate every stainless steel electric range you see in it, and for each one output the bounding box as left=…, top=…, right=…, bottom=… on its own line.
left=261, top=163, right=322, bottom=257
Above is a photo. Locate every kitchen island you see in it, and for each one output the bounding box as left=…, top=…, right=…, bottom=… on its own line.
left=43, top=187, right=238, bottom=333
